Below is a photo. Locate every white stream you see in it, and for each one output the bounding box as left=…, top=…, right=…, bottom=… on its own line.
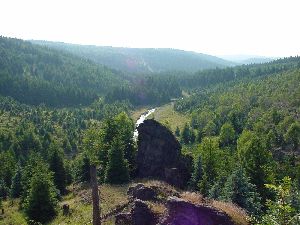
left=133, top=108, right=156, bottom=141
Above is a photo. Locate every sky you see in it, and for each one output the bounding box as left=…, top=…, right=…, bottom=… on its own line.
left=0, top=0, right=299, bottom=57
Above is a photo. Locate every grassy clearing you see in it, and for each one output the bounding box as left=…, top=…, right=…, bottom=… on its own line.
left=0, top=184, right=129, bottom=225
left=0, top=199, right=27, bottom=225
left=150, top=103, right=190, bottom=132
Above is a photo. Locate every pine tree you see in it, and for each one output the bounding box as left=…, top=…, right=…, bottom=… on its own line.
left=260, top=177, right=300, bottom=225
left=80, top=154, right=91, bottom=183
left=24, top=171, right=57, bottom=223
left=237, top=130, right=273, bottom=203
left=49, top=143, right=66, bottom=194
left=0, top=179, right=8, bottom=200
left=190, top=129, right=196, bottom=143
left=11, top=165, right=22, bottom=198
left=284, top=122, right=300, bottom=151
left=181, top=123, right=191, bottom=144
left=105, top=138, right=129, bottom=184
left=198, top=173, right=209, bottom=197
left=22, top=155, right=58, bottom=224
left=190, top=155, right=203, bottom=189
left=221, top=167, right=262, bottom=215
left=219, top=122, right=235, bottom=147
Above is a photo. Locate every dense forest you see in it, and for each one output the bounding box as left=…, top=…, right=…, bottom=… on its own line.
left=0, top=37, right=182, bottom=107
left=0, top=36, right=299, bottom=225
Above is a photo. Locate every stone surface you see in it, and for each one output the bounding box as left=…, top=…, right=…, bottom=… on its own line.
left=132, top=200, right=157, bottom=225
left=161, top=197, right=235, bottom=225
left=136, top=119, right=191, bottom=188
left=128, top=183, right=157, bottom=201
left=115, top=212, right=132, bottom=225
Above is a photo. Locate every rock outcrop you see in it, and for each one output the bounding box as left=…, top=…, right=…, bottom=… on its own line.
left=116, top=199, right=158, bottom=225
left=132, top=200, right=158, bottom=225
left=128, top=183, right=157, bottom=201
left=161, top=197, right=235, bottom=225
left=136, top=119, right=192, bottom=188
left=114, top=182, right=244, bottom=225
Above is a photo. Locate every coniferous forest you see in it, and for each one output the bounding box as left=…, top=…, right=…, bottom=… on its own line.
left=0, top=35, right=300, bottom=225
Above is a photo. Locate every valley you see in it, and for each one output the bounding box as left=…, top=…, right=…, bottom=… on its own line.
left=0, top=36, right=300, bottom=225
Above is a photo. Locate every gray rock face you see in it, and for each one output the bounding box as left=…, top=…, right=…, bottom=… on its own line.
left=161, top=197, right=234, bottom=225
left=132, top=200, right=157, bottom=225
left=136, top=119, right=191, bottom=188
left=128, top=183, right=157, bottom=201
left=115, top=212, right=132, bottom=225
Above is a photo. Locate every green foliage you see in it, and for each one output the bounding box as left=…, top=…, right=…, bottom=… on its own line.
left=220, top=167, right=262, bottom=215
left=105, top=138, right=129, bottom=184
left=0, top=36, right=124, bottom=107
left=197, top=137, right=221, bottom=195
left=105, top=76, right=182, bottom=106
left=82, top=126, right=103, bottom=165
left=24, top=172, right=57, bottom=224
left=100, top=112, right=136, bottom=176
left=22, top=154, right=58, bottom=224
left=203, top=120, right=216, bottom=136
left=11, top=165, right=22, bottom=198
left=284, top=122, right=300, bottom=151
left=73, top=153, right=91, bottom=183
left=258, top=177, right=300, bottom=225
left=0, top=179, right=9, bottom=200
left=181, top=123, right=195, bottom=144
left=0, top=150, right=16, bottom=194
left=237, top=130, right=274, bottom=202
left=189, top=155, right=203, bottom=189
left=219, top=122, right=235, bottom=147
left=48, top=143, right=67, bottom=194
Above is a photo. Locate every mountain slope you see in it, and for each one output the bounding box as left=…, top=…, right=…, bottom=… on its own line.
left=0, top=36, right=126, bottom=107
left=31, top=40, right=236, bottom=73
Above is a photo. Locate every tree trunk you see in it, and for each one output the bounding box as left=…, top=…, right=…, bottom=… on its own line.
left=90, top=164, right=101, bottom=225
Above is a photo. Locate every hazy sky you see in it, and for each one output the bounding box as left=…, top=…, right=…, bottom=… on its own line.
left=0, top=0, right=299, bottom=57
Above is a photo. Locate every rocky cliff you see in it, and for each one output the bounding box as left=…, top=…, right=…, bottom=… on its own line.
left=136, top=119, right=192, bottom=188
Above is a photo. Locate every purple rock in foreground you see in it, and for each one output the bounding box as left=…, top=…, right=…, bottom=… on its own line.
left=161, top=197, right=234, bottom=225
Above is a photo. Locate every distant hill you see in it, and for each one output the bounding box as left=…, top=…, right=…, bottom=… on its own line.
left=0, top=36, right=125, bottom=107
left=31, top=40, right=236, bottom=73
left=219, top=54, right=277, bottom=65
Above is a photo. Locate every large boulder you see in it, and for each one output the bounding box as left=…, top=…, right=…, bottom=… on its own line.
left=161, top=197, right=235, bottom=225
left=136, top=119, right=191, bottom=188
left=128, top=183, right=157, bottom=201
left=132, top=200, right=157, bottom=225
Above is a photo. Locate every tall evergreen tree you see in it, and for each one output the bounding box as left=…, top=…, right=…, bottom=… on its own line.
left=237, top=130, right=274, bottom=203
left=190, top=155, right=203, bottom=190
left=11, top=165, right=22, bottom=198
left=48, top=143, right=67, bottom=194
left=105, top=138, right=129, bottom=184
left=284, top=122, right=300, bottom=151
left=221, top=167, right=262, bottom=215
left=24, top=170, right=57, bottom=223
left=22, top=154, right=58, bottom=224
left=181, top=123, right=191, bottom=144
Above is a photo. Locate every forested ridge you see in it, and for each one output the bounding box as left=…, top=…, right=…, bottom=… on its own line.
left=31, top=40, right=236, bottom=73
left=0, top=36, right=183, bottom=108
left=0, top=35, right=300, bottom=224
left=0, top=36, right=127, bottom=107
